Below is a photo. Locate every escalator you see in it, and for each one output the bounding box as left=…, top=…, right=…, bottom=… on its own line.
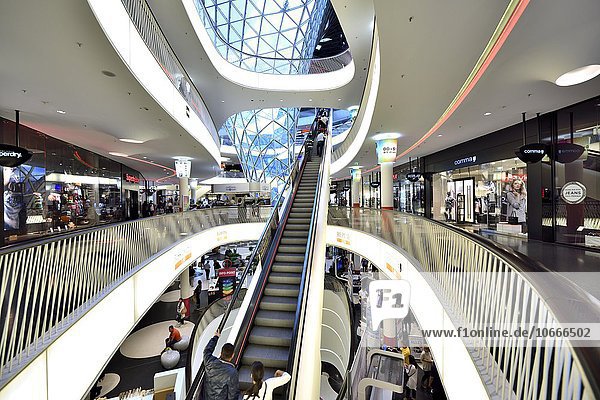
left=236, top=154, right=322, bottom=394
left=185, top=134, right=329, bottom=400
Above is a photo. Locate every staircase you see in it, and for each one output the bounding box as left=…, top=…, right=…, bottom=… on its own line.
left=238, top=155, right=321, bottom=396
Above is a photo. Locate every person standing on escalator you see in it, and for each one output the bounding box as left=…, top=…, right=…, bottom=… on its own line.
left=204, top=330, right=239, bottom=400
left=316, top=130, right=325, bottom=157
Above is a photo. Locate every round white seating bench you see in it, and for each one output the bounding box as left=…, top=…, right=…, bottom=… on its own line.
left=172, top=335, right=190, bottom=351
left=161, top=348, right=180, bottom=369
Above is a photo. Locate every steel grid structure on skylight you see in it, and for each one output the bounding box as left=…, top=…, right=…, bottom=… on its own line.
left=221, top=107, right=299, bottom=198
left=197, top=0, right=327, bottom=74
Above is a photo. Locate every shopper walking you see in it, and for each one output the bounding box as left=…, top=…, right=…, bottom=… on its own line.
left=204, top=330, right=239, bottom=400
left=176, top=297, right=187, bottom=325
left=404, top=355, right=418, bottom=400
left=420, top=347, right=433, bottom=389
left=243, top=361, right=291, bottom=400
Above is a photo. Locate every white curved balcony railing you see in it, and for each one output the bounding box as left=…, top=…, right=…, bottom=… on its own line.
left=331, top=28, right=380, bottom=174
left=328, top=207, right=600, bottom=400
left=182, top=0, right=355, bottom=91
left=88, top=0, right=221, bottom=161
left=0, top=207, right=269, bottom=396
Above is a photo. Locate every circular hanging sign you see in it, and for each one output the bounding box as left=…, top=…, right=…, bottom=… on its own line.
left=554, top=143, right=585, bottom=163
left=370, top=181, right=381, bottom=188
left=406, top=172, right=422, bottom=182
left=515, top=143, right=547, bottom=163
left=0, top=144, right=33, bottom=167
left=560, top=181, right=586, bottom=204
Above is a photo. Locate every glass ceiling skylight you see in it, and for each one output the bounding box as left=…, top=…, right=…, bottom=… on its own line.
left=195, top=0, right=327, bottom=74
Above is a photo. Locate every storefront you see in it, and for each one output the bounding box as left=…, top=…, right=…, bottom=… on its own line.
left=1, top=117, right=143, bottom=245
left=393, top=161, right=425, bottom=215
left=423, top=95, right=600, bottom=250
left=430, top=158, right=528, bottom=236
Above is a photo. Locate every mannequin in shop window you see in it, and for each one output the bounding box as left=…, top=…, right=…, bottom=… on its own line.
left=506, top=178, right=527, bottom=231
left=444, top=192, right=455, bottom=221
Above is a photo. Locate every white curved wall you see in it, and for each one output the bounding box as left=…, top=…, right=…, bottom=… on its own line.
left=181, top=0, right=355, bottom=92
left=321, top=290, right=352, bottom=376
left=325, top=225, right=489, bottom=400
left=87, top=0, right=221, bottom=164
left=330, top=34, right=380, bottom=174
left=0, top=223, right=264, bottom=400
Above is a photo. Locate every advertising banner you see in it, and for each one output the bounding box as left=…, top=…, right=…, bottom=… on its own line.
left=351, top=168, right=361, bottom=182
left=376, top=139, right=397, bottom=163
left=217, top=267, right=237, bottom=298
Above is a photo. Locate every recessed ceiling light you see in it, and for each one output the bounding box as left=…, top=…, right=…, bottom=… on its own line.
left=483, top=112, right=492, bottom=116
left=438, top=134, right=443, bottom=137
left=308, top=99, right=313, bottom=102
left=108, top=152, right=128, bottom=157
left=101, top=70, right=116, bottom=77
left=143, top=156, right=147, bottom=159
left=555, top=65, right=600, bottom=86
left=372, top=132, right=402, bottom=141
left=280, top=99, right=283, bottom=102
left=119, top=138, right=145, bottom=144
left=221, top=100, right=225, bottom=103
left=338, top=98, right=342, bottom=101
left=57, top=110, right=66, bottom=114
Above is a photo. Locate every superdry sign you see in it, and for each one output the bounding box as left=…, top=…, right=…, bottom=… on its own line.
left=406, top=172, right=422, bottom=182
left=515, top=143, right=547, bottom=163
left=0, top=144, right=33, bottom=167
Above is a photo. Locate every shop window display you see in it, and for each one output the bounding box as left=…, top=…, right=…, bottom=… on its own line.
left=433, top=158, right=528, bottom=237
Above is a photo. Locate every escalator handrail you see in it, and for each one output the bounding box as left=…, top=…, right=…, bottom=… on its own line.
left=286, top=135, right=330, bottom=398
left=185, top=140, right=310, bottom=400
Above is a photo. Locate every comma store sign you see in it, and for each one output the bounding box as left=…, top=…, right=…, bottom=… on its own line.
left=453, top=155, right=477, bottom=167
left=0, top=144, right=33, bottom=167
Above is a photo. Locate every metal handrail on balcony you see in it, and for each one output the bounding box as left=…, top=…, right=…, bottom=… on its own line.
left=328, top=207, right=600, bottom=400
left=120, top=0, right=219, bottom=144
left=191, top=0, right=352, bottom=75
left=0, top=207, right=267, bottom=387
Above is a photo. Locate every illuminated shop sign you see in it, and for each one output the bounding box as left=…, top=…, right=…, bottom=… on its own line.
left=124, top=173, right=140, bottom=184
left=554, top=143, right=585, bottom=164
left=406, top=172, right=422, bottom=182
left=351, top=168, right=362, bottom=182
left=453, top=155, right=477, bottom=166
left=0, top=144, right=33, bottom=167
left=515, top=143, right=547, bottom=163
left=370, top=181, right=381, bottom=188
left=376, top=139, right=397, bottom=163
left=560, top=181, right=586, bottom=204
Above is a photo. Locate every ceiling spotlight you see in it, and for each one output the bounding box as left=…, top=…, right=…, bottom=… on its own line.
left=483, top=112, right=492, bottom=116
left=57, top=110, right=66, bottom=114
left=555, top=65, right=600, bottom=86
left=143, top=156, right=147, bottom=159
left=308, top=99, right=313, bottom=102
left=221, top=100, right=225, bottom=103
left=438, top=134, right=443, bottom=137
left=280, top=99, right=283, bottom=102
left=372, top=132, right=402, bottom=141
left=338, top=98, right=342, bottom=101
left=108, top=152, right=128, bottom=157
left=119, top=138, right=145, bottom=144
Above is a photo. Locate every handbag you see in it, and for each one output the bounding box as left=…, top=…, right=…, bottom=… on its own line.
left=508, top=211, right=519, bottom=225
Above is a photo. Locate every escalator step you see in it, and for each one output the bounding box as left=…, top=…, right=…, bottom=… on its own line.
left=242, top=344, right=289, bottom=369
left=268, top=272, right=302, bottom=285
left=271, top=263, right=303, bottom=273
left=280, top=236, right=308, bottom=245
left=248, top=326, right=293, bottom=346
left=286, top=218, right=310, bottom=225
left=277, top=244, right=306, bottom=253
left=259, top=295, right=298, bottom=311
left=264, top=283, right=300, bottom=297
left=255, top=309, right=295, bottom=328
left=289, top=212, right=312, bottom=219
left=274, top=253, right=304, bottom=263
left=281, top=231, right=309, bottom=238
left=283, top=224, right=310, bottom=231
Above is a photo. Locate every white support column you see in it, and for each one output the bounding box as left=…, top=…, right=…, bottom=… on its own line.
left=179, top=177, right=189, bottom=211
left=350, top=167, right=362, bottom=208
left=380, top=162, right=393, bottom=210
left=180, top=267, right=193, bottom=299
